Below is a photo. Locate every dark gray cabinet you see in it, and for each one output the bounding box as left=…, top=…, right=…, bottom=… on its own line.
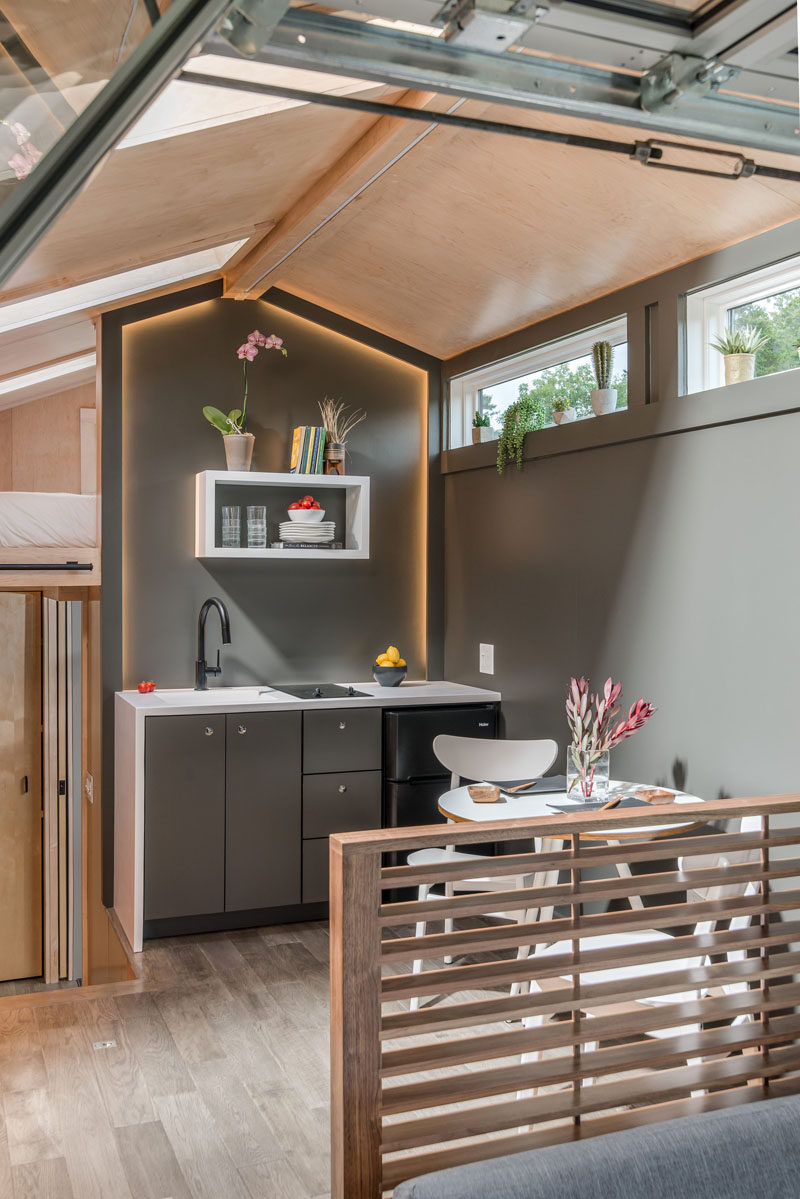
left=144, top=714, right=226, bottom=921
left=302, top=839, right=330, bottom=905
left=225, top=711, right=302, bottom=912
left=303, top=707, right=381, bottom=774
left=303, top=770, right=382, bottom=839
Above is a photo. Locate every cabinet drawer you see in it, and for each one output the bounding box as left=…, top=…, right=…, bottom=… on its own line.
left=302, top=838, right=330, bottom=905
left=303, top=708, right=381, bottom=774
left=303, top=770, right=382, bottom=839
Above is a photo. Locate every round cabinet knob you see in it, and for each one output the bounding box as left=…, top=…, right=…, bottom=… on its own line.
left=204, top=727, right=214, bottom=737
left=339, top=721, right=346, bottom=731
left=237, top=725, right=247, bottom=735
left=338, top=784, right=347, bottom=794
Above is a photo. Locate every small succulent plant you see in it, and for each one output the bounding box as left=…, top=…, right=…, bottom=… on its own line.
left=710, top=325, right=769, bottom=356
left=591, top=341, right=613, bottom=390
left=473, top=410, right=491, bottom=428
left=552, top=396, right=572, bottom=413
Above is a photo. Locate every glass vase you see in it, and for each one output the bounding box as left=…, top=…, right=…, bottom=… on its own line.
left=566, top=746, right=610, bottom=802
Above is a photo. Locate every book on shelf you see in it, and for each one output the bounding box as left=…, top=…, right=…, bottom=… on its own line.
left=289, top=426, right=326, bottom=474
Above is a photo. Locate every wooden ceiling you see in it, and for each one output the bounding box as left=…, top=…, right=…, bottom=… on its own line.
left=2, top=44, right=799, bottom=359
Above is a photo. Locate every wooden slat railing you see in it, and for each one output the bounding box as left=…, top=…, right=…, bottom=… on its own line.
left=329, top=795, right=800, bottom=1197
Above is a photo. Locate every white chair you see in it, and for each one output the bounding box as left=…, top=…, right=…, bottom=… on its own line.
left=406, top=734, right=558, bottom=1009
left=519, top=813, right=764, bottom=1093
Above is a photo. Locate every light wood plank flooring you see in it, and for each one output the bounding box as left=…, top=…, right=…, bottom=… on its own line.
left=0, top=922, right=333, bottom=1199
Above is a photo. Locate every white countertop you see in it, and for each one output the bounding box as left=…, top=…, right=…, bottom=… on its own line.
left=116, top=680, right=501, bottom=716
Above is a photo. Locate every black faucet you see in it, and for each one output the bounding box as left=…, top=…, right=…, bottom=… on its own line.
left=195, top=597, right=232, bottom=690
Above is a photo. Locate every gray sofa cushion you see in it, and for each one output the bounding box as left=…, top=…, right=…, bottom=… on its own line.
left=394, top=1095, right=800, bottom=1199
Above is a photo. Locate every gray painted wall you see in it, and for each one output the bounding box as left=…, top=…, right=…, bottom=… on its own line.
left=119, top=295, right=432, bottom=688
left=443, top=222, right=800, bottom=801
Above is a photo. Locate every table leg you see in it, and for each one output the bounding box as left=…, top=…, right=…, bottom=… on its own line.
left=607, top=839, right=644, bottom=910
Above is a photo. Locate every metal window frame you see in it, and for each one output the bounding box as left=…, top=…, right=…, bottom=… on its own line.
left=0, top=0, right=235, bottom=288
left=205, top=9, right=799, bottom=157
left=685, top=252, right=800, bottom=394
left=449, top=314, right=628, bottom=446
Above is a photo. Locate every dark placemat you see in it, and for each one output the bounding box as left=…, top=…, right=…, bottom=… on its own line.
left=546, top=796, right=650, bottom=813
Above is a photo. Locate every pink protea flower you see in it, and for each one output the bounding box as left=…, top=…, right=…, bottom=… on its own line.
left=566, top=675, right=655, bottom=798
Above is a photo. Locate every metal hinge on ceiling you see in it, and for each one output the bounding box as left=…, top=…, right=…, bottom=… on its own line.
left=641, top=53, right=740, bottom=114
left=433, top=0, right=549, bottom=52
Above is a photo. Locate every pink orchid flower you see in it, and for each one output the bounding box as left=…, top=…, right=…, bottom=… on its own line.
left=247, top=330, right=267, bottom=347
left=236, top=343, right=258, bottom=362
left=8, top=153, right=31, bottom=180
left=264, top=334, right=283, bottom=350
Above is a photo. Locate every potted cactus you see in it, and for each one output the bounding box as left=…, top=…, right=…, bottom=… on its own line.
left=472, top=410, right=495, bottom=444
left=710, top=325, right=768, bottom=386
left=552, top=396, right=576, bottom=425
left=590, top=341, right=617, bottom=415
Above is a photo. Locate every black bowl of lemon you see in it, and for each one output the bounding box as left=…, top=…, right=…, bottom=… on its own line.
left=373, top=645, right=407, bottom=686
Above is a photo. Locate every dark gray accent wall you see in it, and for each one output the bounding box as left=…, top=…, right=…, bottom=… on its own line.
left=101, top=285, right=441, bottom=905
left=443, top=220, right=800, bottom=801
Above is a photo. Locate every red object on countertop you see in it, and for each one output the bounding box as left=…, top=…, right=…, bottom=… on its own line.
left=137, top=681, right=156, bottom=693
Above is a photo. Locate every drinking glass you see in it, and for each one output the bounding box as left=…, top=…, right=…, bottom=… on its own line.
left=221, top=506, right=240, bottom=548
left=247, top=505, right=267, bottom=548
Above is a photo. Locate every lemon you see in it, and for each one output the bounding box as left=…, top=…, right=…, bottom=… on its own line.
left=386, top=645, right=400, bottom=663
left=396, top=658, right=406, bottom=667
left=376, top=653, right=392, bottom=665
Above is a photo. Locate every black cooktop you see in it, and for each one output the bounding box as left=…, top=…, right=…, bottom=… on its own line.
left=274, top=683, right=372, bottom=700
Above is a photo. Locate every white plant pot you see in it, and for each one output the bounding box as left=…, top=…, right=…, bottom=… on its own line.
left=472, top=426, right=495, bottom=444
left=590, top=388, right=617, bottom=416
left=723, top=354, right=755, bottom=386
left=223, top=432, right=254, bottom=471
left=553, top=409, right=577, bottom=425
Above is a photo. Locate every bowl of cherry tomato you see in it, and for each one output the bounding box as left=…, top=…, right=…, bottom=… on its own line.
left=288, top=495, right=326, bottom=523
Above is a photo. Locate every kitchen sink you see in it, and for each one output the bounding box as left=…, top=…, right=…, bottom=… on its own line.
left=148, top=687, right=289, bottom=706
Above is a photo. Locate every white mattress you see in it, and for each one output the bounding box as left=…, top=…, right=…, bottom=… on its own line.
left=0, top=492, right=97, bottom=548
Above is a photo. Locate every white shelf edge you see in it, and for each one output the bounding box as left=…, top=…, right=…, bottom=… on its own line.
left=195, top=470, right=370, bottom=560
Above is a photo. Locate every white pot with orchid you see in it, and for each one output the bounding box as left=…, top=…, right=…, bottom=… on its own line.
left=565, top=675, right=655, bottom=802
left=203, top=330, right=287, bottom=471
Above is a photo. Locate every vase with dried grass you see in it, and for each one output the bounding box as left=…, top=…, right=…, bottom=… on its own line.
left=318, top=398, right=366, bottom=475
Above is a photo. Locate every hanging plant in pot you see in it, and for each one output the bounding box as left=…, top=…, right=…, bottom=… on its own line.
left=590, top=341, right=617, bottom=415
left=203, top=330, right=287, bottom=471
left=496, top=394, right=545, bottom=473
left=710, top=325, right=768, bottom=386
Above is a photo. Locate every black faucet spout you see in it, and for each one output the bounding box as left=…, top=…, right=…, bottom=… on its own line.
left=195, top=597, right=232, bottom=690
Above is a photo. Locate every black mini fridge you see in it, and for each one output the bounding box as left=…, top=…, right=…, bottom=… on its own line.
left=383, top=703, right=499, bottom=830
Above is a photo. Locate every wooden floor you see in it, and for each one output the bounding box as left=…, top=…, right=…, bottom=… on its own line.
left=0, top=922, right=333, bottom=1199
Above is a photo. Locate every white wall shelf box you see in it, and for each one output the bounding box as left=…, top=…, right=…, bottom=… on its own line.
left=195, top=471, right=370, bottom=560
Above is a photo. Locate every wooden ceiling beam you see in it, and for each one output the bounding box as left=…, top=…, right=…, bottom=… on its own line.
left=223, top=88, right=440, bottom=299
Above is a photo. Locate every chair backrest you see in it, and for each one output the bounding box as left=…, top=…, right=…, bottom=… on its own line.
left=680, top=813, right=763, bottom=904
left=432, top=734, right=558, bottom=786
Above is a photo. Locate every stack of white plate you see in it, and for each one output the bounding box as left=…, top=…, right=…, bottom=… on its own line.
left=279, top=520, right=335, bottom=545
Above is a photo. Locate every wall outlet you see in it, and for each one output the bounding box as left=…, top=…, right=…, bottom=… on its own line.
left=479, top=643, right=494, bottom=674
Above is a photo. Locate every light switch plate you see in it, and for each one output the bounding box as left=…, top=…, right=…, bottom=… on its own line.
left=479, top=643, right=494, bottom=674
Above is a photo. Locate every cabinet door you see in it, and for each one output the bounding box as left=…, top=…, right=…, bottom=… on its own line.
left=225, top=711, right=302, bottom=912
left=144, top=714, right=225, bottom=920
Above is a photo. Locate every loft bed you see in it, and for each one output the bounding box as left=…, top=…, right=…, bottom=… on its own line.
left=0, top=492, right=99, bottom=586
left=0, top=407, right=100, bottom=588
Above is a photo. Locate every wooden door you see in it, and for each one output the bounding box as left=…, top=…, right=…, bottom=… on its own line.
left=0, top=594, right=42, bottom=981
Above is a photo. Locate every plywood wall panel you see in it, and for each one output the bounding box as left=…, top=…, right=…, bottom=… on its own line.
left=11, top=383, right=96, bottom=493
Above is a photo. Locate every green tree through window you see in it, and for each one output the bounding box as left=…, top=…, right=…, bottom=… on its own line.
left=479, top=352, right=628, bottom=426
left=729, top=287, right=800, bottom=378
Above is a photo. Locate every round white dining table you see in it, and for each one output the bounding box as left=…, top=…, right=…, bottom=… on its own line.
left=437, top=779, right=707, bottom=840
left=437, top=780, right=708, bottom=911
